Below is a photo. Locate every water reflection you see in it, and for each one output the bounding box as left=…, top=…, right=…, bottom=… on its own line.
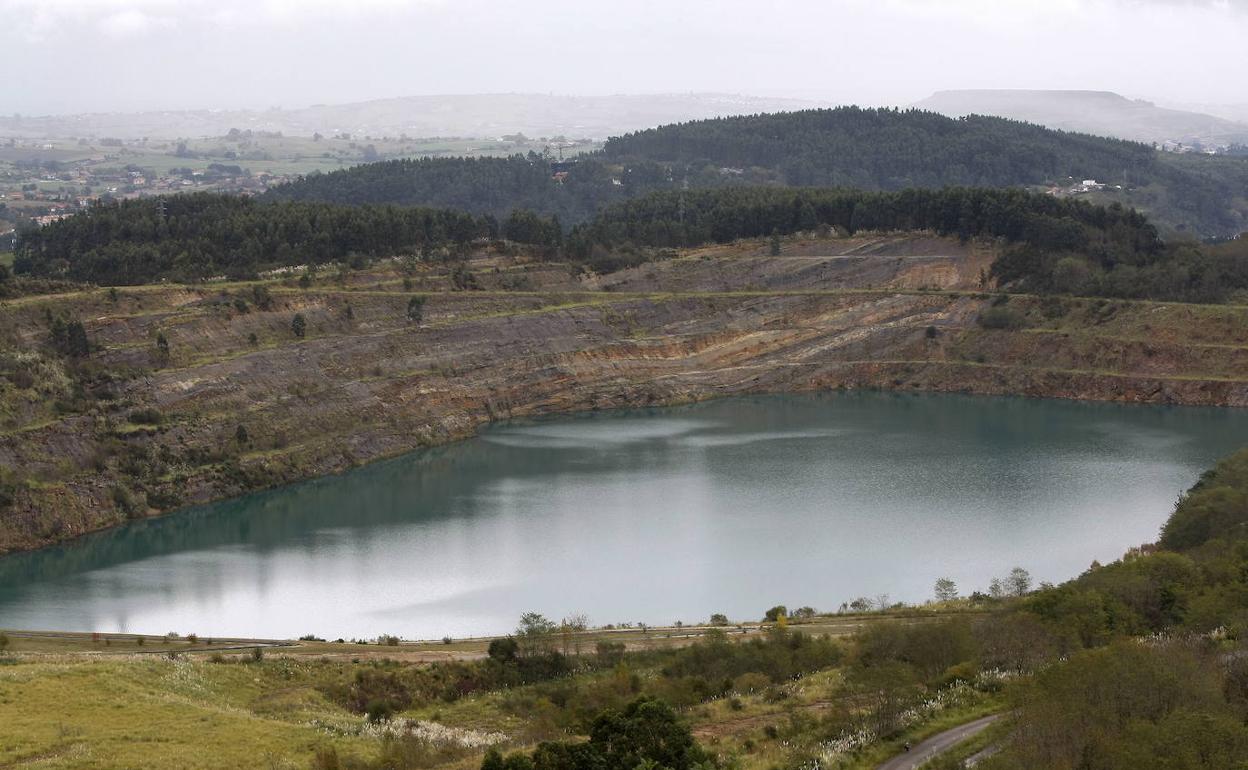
left=0, top=392, right=1244, bottom=638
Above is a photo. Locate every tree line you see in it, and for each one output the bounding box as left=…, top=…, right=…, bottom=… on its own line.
left=15, top=185, right=1247, bottom=302
left=12, top=194, right=499, bottom=285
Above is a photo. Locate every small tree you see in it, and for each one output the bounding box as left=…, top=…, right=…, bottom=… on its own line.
left=252, top=285, right=274, bottom=311
left=709, top=613, right=729, bottom=626
left=155, top=332, right=170, bottom=363
left=235, top=424, right=249, bottom=444
left=0, top=632, right=9, bottom=652
left=516, top=612, right=556, bottom=657
left=1008, top=567, right=1033, bottom=597
left=989, top=577, right=1006, bottom=599
left=769, top=230, right=782, bottom=256
left=406, top=295, right=426, bottom=323
left=65, top=320, right=90, bottom=358
left=487, top=636, right=519, bottom=663
left=291, top=313, right=306, bottom=338
left=763, top=605, right=787, bottom=623
left=934, top=577, right=959, bottom=602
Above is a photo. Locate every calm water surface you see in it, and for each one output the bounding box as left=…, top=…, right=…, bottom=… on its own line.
left=1, top=392, right=1246, bottom=638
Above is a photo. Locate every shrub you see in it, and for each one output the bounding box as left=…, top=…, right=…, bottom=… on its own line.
left=128, top=407, right=164, bottom=425
left=365, top=699, right=394, bottom=723
left=978, top=305, right=1030, bottom=330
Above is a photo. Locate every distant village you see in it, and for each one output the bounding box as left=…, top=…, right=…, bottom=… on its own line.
left=0, top=142, right=291, bottom=227
left=0, top=131, right=596, bottom=244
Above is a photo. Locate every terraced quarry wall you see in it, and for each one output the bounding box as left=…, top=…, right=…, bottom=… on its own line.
left=3, top=233, right=1248, bottom=554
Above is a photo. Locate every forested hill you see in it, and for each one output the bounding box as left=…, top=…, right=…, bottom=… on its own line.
left=266, top=107, right=1246, bottom=236
left=603, top=107, right=1155, bottom=189
left=264, top=155, right=639, bottom=224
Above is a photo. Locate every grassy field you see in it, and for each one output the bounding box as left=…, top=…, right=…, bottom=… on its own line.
left=0, top=609, right=1005, bottom=770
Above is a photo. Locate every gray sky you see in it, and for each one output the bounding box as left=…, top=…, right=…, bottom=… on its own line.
left=3, top=0, right=1246, bottom=115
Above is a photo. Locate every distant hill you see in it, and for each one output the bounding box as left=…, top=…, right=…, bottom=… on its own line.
left=270, top=107, right=1246, bottom=237
left=602, top=107, right=1157, bottom=187
left=0, top=93, right=827, bottom=141
left=915, top=89, right=1248, bottom=148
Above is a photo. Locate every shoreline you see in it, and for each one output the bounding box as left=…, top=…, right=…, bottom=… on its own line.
left=4, top=367, right=1248, bottom=560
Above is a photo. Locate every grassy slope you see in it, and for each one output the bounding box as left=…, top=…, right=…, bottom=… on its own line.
left=0, top=656, right=374, bottom=769
left=0, top=612, right=999, bottom=770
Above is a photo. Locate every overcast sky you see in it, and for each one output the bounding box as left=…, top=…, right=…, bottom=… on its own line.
left=3, top=0, right=1246, bottom=115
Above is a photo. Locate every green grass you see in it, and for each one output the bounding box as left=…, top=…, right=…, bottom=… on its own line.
left=0, top=252, right=13, bottom=268
left=0, top=657, right=374, bottom=770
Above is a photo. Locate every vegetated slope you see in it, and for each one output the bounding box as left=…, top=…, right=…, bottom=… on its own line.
left=976, top=448, right=1248, bottom=768
left=21, top=186, right=1193, bottom=300
left=915, top=89, right=1248, bottom=147
left=266, top=107, right=1248, bottom=237
left=573, top=186, right=1248, bottom=303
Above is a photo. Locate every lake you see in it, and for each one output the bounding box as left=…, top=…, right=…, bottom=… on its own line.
left=1, top=392, right=1245, bottom=639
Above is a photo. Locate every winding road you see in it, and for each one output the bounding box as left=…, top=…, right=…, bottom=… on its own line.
left=877, top=714, right=1001, bottom=770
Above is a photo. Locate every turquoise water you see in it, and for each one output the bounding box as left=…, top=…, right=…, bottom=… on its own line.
left=1, top=392, right=1245, bottom=639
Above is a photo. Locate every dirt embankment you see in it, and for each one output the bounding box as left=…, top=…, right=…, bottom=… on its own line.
left=3, top=233, right=1248, bottom=554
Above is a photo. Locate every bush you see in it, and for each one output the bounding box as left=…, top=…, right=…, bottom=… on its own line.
left=365, top=699, right=394, bottom=723
left=127, top=407, right=164, bottom=425
left=341, top=668, right=413, bottom=715
left=663, top=627, right=842, bottom=684
left=977, top=305, right=1030, bottom=330
left=484, top=697, right=706, bottom=770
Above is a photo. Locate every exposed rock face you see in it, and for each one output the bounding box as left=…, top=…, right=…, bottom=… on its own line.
left=3, top=234, right=1247, bottom=554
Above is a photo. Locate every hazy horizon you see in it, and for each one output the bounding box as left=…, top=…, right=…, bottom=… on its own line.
left=4, top=0, right=1247, bottom=117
